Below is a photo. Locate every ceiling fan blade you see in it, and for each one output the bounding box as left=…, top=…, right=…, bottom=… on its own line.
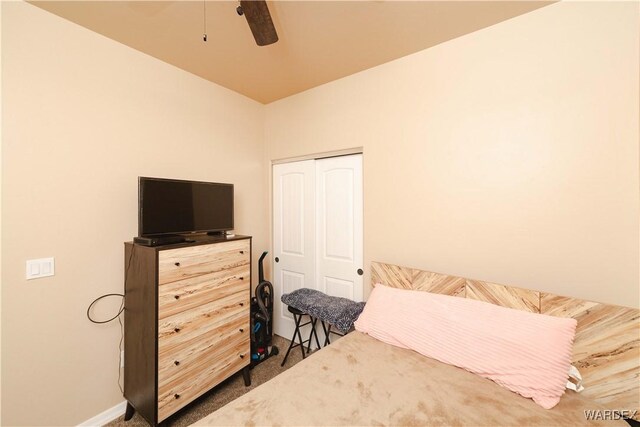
left=240, top=0, right=278, bottom=46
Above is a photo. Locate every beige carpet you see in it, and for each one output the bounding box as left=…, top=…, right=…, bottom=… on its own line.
left=107, top=335, right=306, bottom=427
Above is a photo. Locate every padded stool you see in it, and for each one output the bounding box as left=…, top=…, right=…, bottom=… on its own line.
left=281, top=306, right=321, bottom=366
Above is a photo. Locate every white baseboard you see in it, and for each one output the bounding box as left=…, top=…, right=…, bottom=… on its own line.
left=78, top=401, right=127, bottom=427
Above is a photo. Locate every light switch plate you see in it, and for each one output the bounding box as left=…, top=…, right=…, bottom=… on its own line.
left=26, top=258, right=55, bottom=280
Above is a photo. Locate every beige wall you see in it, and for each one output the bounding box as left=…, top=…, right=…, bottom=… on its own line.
left=0, top=1, right=3, bottom=422
left=1, top=2, right=267, bottom=425
left=265, top=1, right=640, bottom=308
left=2, top=0, right=639, bottom=425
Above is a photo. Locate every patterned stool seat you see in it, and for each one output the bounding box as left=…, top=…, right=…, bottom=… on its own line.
left=281, top=288, right=366, bottom=334
left=281, top=288, right=367, bottom=350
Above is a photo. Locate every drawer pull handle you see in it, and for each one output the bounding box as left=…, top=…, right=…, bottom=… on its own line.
left=174, top=394, right=180, bottom=399
left=239, top=303, right=244, bottom=307
left=239, top=354, right=245, bottom=359
left=174, top=262, right=181, bottom=267
left=240, top=250, right=244, bottom=254
left=239, top=328, right=244, bottom=333
left=174, top=327, right=181, bottom=333
left=239, top=276, right=244, bottom=280
left=174, top=295, right=180, bottom=300
left=174, top=360, right=180, bottom=366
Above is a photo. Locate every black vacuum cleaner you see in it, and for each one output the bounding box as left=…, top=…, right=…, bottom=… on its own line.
left=250, top=251, right=279, bottom=366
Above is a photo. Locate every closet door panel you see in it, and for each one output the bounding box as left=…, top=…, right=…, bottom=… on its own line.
left=272, top=160, right=316, bottom=339
left=316, top=154, right=364, bottom=302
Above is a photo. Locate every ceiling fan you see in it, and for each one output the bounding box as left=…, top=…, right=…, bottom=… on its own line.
left=236, top=0, right=279, bottom=46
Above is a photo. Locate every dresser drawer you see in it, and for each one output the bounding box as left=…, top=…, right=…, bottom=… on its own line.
left=158, top=239, right=250, bottom=285
left=157, top=335, right=250, bottom=422
left=158, top=264, right=249, bottom=319
left=158, top=290, right=249, bottom=357
left=157, top=314, right=249, bottom=384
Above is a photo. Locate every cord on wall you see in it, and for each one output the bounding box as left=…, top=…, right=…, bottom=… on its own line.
left=86, top=293, right=124, bottom=324
left=85, top=245, right=135, bottom=394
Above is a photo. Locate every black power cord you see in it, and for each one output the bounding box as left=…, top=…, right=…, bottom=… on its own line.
left=86, top=294, right=124, bottom=324
left=85, top=244, right=135, bottom=394
left=86, top=293, right=125, bottom=393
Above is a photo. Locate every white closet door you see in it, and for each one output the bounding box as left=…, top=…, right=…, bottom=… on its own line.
left=316, top=154, right=364, bottom=302
left=272, top=160, right=316, bottom=339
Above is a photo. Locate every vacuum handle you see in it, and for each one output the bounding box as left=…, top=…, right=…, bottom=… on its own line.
left=258, top=251, right=268, bottom=283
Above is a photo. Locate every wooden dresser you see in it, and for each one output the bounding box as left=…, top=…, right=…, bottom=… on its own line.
left=123, top=236, right=252, bottom=426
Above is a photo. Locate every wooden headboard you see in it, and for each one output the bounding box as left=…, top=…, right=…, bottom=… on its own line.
left=371, top=261, right=640, bottom=417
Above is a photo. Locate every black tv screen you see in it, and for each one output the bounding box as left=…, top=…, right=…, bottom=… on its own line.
left=138, top=177, right=234, bottom=236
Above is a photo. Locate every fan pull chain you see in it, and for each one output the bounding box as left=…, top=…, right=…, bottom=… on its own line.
left=203, top=0, right=208, bottom=42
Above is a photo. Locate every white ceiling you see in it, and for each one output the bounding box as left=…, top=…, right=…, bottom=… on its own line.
left=31, top=1, right=553, bottom=104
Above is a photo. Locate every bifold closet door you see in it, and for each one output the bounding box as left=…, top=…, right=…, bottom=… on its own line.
left=315, top=155, right=363, bottom=302
left=273, top=154, right=363, bottom=341
left=272, top=160, right=316, bottom=339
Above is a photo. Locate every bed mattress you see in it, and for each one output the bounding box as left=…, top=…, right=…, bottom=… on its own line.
left=193, top=332, right=623, bottom=426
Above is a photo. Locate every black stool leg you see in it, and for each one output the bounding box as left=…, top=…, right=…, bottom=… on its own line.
left=294, top=313, right=307, bottom=359
left=321, top=321, right=332, bottom=347
left=281, top=312, right=303, bottom=367
left=307, top=317, right=319, bottom=352
left=308, top=317, right=321, bottom=351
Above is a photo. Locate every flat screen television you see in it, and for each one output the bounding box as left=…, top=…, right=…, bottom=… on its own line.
left=138, top=177, right=234, bottom=237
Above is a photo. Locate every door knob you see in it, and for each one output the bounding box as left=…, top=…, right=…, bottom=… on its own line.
left=275, top=257, right=279, bottom=263
left=357, top=269, right=363, bottom=276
